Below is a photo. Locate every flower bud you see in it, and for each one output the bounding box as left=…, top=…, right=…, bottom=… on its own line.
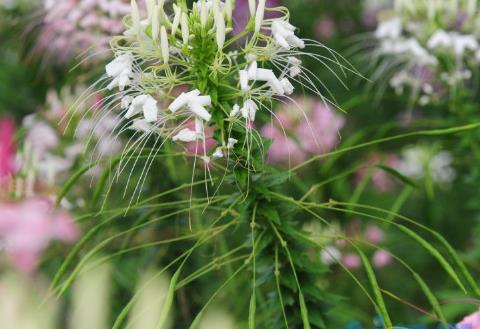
left=172, top=4, right=181, bottom=36
left=255, top=0, right=266, bottom=33
left=160, top=26, right=169, bottom=64
left=131, top=0, right=140, bottom=32
left=146, top=0, right=155, bottom=21
left=152, top=5, right=160, bottom=40
left=181, top=12, right=189, bottom=44
left=200, top=0, right=208, bottom=27
left=248, top=0, right=256, bottom=17
left=225, top=0, right=233, bottom=22
left=215, top=10, right=226, bottom=49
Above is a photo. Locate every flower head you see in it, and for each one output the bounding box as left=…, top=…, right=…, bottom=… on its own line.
left=92, top=0, right=347, bottom=185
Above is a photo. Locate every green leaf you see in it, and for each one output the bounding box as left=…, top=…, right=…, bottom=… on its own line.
left=358, top=250, right=393, bottom=329
left=374, top=164, right=418, bottom=188
left=299, top=292, right=312, bottom=329
left=248, top=290, right=256, bottom=329
left=56, top=162, right=96, bottom=207
left=396, top=225, right=467, bottom=293
left=155, top=267, right=181, bottom=329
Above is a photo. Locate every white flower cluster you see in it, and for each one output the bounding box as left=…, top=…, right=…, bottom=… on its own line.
left=22, top=87, right=122, bottom=186
left=98, top=0, right=323, bottom=166
left=372, top=0, right=480, bottom=105
left=396, top=146, right=456, bottom=185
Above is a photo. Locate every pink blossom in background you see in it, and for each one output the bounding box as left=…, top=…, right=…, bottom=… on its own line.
left=356, top=154, right=399, bottom=193
left=36, top=0, right=134, bottom=64
left=0, top=117, right=16, bottom=180
left=372, top=249, right=392, bottom=268
left=342, top=253, right=361, bottom=269
left=184, top=124, right=216, bottom=156
left=315, top=16, right=335, bottom=40
left=458, top=311, right=480, bottom=329
left=295, top=102, right=345, bottom=155
left=261, top=97, right=345, bottom=166
left=0, top=199, right=79, bottom=273
left=365, top=224, right=384, bottom=244
left=261, top=125, right=306, bottom=166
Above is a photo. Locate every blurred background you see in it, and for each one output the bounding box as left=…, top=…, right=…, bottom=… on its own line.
left=1, top=0, right=480, bottom=328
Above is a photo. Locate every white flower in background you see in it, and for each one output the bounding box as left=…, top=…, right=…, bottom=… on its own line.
left=375, top=17, right=402, bottom=39
left=21, top=86, right=123, bottom=186
left=430, top=151, right=456, bottom=184
left=396, top=146, right=456, bottom=185
left=370, top=0, right=480, bottom=104
left=320, top=245, right=342, bottom=266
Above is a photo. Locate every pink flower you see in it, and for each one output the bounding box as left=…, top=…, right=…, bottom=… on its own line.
left=295, top=102, right=345, bottom=154
left=0, top=199, right=79, bottom=273
left=261, top=97, right=345, bottom=166
left=0, top=117, right=16, bottom=181
left=372, top=249, right=392, bottom=268
left=261, top=125, right=306, bottom=166
left=458, top=311, right=480, bottom=329
left=315, top=16, right=335, bottom=40
left=365, top=224, right=384, bottom=244
left=342, top=253, right=361, bottom=269
left=356, top=154, right=400, bottom=193
left=36, top=0, right=135, bottom=64
left=184, top=124, right=216, bottom=156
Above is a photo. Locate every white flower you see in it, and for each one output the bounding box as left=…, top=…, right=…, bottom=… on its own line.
left=431, top=151, right=456, bottom=184
left=131, top=119, right=155, bottom=133
left=396, top=147, right=426, bottom=180
left=244, top=61, right=285, bottom=95
left=125, top=94, right=159, bottom=122
left=280, top=78, right=294, bottom=95
left=172, top=128, right=198, bottom=142
left=427, top=29, right=452, bottom=49
left=428, top=30, right=478, bottom=57
left=230, top=104, right=240, bottom=117
left=320, top=246, right=341, bottom=266
left=271, top=19, right=305, bottom=50
left=241, top=99, right=258, bottom=122
left=212, top=147, right=224, bottom=159
left=239, top=70, right=250, bottom=91
left=121, top=95, right=133, bottom=109
left=451, top=34, right=478, bottom=56
left=288, top=56, right=302, bottom=77
left=375, top=17, right=402, bottom=40
left=106, top=53, right=134, bottom=91
left=168, top=90, right=212, bottom=121
left=227, top=138, right=238, bottom=149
